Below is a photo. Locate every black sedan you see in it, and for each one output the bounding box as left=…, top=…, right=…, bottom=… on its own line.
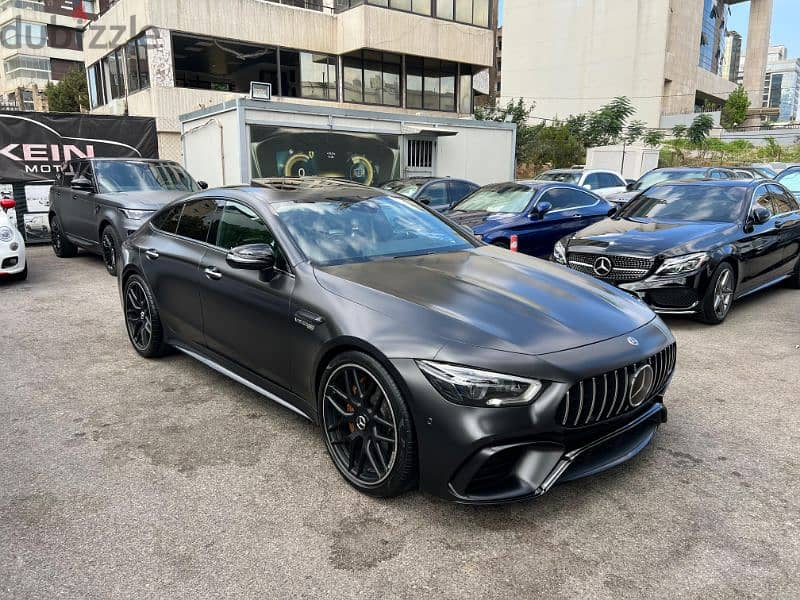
left=554, top=179, right=800, bottom=323
left=118, top=178, right=675, bottom=503
left=382, top=177, right=478, bottom=211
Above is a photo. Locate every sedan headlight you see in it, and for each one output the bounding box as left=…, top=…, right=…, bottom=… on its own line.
left=553, top=239, right=567, bottom=264
left=119, top=209, right=154, bottom=220
left=0, top=226, right=13, bottom=242
left=655, top=252, right=710, bottom=276
left=417, top=361, right=543, bottom=407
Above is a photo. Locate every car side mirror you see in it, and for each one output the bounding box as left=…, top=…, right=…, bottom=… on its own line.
left=198, top=181, right=209, bottom=190
left=626, top=182, right=635, bottom=191
left=71, top=176, right=93, bottom=191
left=534, top=201, right=553, bottom=218
left=607, top=205, right=619, bottom=217
left=0, top=198, right=15, bottom=212
left=751, top=206, right=771, bottom=225
left=417, top=195, right=431, bottom=206
left=226, top=244, right=276, bottom=271
left=583, top=183, right=592, bottom=190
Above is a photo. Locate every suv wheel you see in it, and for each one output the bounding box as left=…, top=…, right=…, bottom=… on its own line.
left=123, top=274, right=167, bottom=358
left=319, top=352, right=417, bottom=498
left=50, top=214, right=77, bottom=258
left=699, top=262, right=735, bottom=324
left=101, top=225, right=120, bottom=276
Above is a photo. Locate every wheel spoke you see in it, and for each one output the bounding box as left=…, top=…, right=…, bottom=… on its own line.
left=373, top=415, right=394, bottom=430
left=326, top=413, right=355, bottom=432
left=369, top=439, right=389, bottom=473
left=351, top=368, right=365, bottom=398
left=364, top=440, right=382, bottom=476
left=325, top=394, right=352, bottom=417
left=373, top=431, right=395, bottom=445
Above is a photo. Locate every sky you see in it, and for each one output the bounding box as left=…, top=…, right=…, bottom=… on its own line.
left=727, top=0, right=800, bottom=57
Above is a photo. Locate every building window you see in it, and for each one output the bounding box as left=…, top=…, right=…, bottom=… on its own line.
left=342, top=50, right=401, bottom=106
left=0, top=20, right=47, bottom=48
left=126, top=33, right=150, bottom=94
left=458, top=64, right=473, bottom=113
left=87, top=61, right=106, bottom=108
left=102, top=47, right=125, bottom=100
left=3, top=54, right=50, bottom=80
left=435, top=0, right=489, bottom=26
left=299, top=52, right=337, bottom=100
left=406, top=56, right=456, bottom=111
left=173, top=33, right=278, bottom=93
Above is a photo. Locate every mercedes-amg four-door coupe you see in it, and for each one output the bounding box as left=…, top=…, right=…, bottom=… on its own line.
left=554, top=179, right=800, bottom=324
left=118, top=178, right=676, bottom=503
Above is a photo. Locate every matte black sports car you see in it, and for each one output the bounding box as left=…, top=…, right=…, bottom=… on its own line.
left=554, top=179, right=800, bottom=324
left=118, top=178, right=675, bottom=503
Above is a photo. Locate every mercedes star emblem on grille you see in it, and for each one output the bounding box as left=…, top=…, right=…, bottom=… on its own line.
left=593, top=256, right=613, bottom=276
left=628, top=364, right=655, bottom=407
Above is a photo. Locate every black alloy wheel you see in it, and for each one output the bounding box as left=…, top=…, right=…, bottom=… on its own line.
left=700, top=262, right=735, bottom=324
left=320, top=352, right=417, bottom=497
left=50, top=214, right=77, bottom=258
left=123, top=275, right=166, bottom=358
left=101, top=226, right=120, bottom=276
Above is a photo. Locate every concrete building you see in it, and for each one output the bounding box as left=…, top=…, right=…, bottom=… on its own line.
left=500, top=0, right=774, bottom=128
left=722, top=30, right=743, bottom=84
left=0, top=0, right=109, bottom=111
left=84, top=0, right=497, bottom=163
left=762, top=45, right=800, bottom=123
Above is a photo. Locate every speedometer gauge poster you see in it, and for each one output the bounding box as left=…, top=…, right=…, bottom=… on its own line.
left=249, top=126, right=400, bottom=186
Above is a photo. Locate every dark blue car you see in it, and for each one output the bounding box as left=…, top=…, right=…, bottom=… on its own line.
left=446, top=181, right=613, bottom=257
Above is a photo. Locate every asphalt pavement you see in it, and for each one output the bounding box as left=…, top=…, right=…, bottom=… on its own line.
left=1, top=246, right=798, bottom=599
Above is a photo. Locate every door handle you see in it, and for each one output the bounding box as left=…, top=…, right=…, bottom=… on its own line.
left=145, top=249, right=160, bottom=260
left=72, top=195, right=78, bottom=200
left=204, top=266, right=223, bottom=280
left=572, top=214, right=583, bottom=218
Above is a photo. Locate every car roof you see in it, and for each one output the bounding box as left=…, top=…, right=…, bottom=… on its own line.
left=650, top=178, right=756, bottom=189
left=223, top=177, right=395, bottom=204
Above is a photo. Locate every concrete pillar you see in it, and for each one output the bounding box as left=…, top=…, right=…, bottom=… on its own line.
left=742, top=0, right=773, bottom=108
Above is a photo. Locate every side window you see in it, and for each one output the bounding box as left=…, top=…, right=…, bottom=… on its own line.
left=767, top=184, right=798, bottom=214
left=539, top=188, right=598, bottom=211
left=61, top=161, right=80, bottom=187
left=213, top=201, right=287, bottom=270
left=152, top=204, right=183, bottom=234
left=419, top=182, right=450, bottom=207
left=582, top=173, right=602, bottom=190
left=735, top=170, right=754, bottom=180
left=753, top=187, right=774, bottom=216
left=600, top=173, right=625, bottom=188
left=174, top=198, right=218, bottom=242
left=448, top=181, right=474, bottom=203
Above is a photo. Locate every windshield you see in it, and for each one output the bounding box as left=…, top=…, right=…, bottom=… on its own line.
left=632, top=169, right=706, bottom=191
left=777, top=169, right=800, bottom=193
left=94, top=161, right=200, bottom=193
left=383, top=182, right=420, bottom=198
left=535, top=171, right=581, bottom=184
left=753, top=166, right=778, bottom=178
left=273, top=195, right=473, bottom=266
left=620, top=184, right=747, bottom=222
left=452, top=184, right=534, bottom=213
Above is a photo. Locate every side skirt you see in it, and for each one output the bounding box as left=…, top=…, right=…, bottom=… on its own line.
left=736, top=273, right=791, bottom=300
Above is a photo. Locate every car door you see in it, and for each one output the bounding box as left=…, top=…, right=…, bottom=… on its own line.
left=198, top=199, right=297, bottom=391
left=136, top=199, right=208, bottom=345
left=70, top=161, right=102, bottom=243
left=736, top=184, right=786, bottom=292
left=767, top=184, right=800, bottom=271
left=416, top=181, right=451, bottom=212
left=518, top=187, right=601, bottom=257
left=56, top=161, right=84, bottom=240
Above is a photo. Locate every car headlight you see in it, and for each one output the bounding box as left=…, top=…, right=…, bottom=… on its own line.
left=0, top=226, right=13, bottom=242
left=120, top=209, right=154, bottom=220
left=655, top=252, right=710, bottom=276
left=417, top=361, right=543, bottom=407
left=553, top=239, right=567, bottom=264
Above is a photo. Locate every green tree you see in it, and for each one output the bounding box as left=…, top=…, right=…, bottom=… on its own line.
left=529, top=125, right=585, bottom=168
left=475, top=98, right=541, bottom=166
left=687, top=114, right=715, bottom=146
left=623, top=120, right=646, bottom=145
left=720, top=86, right=751, bottom=130
left=583, top=96, right=636, bottom=147
left=759, top=137, right=783, bottom=161
left=671, top=124, right=687, bottom=140
left=45, top=67, right=89, bottom=112
left=643, top=129, right=666, bottom=147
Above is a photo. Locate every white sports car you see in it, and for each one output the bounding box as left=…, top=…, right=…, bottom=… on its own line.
left=0, top=199, right=27, bottom=281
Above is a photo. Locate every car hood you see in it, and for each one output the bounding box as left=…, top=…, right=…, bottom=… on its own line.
left=446, top=210, right=521, bottom=234
left=606, top=190, right=639, bottom=204
left=568, top=217, right=735, bottom=256
left=95, top=190, right=190, bottom=209
left=314, top=247, right=655, bottom=355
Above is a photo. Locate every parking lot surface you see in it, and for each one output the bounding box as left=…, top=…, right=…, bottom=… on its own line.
left=2, top=246, right=799, bottom=599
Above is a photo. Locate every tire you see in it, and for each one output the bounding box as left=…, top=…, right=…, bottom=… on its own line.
left=699, top=262, right=736, bottom=324
left=123, top=274, right=167, bottom=358
left=319, top=351, right=417, bottom=498
left=12, top=264, right=28, bottom=282
left=100, top=225, right=121, bottom=276
left=50, top=214, right=78, bottom=258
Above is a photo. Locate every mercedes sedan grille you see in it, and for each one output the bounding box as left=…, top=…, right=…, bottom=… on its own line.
left=567, top=252, right=654, bottom=282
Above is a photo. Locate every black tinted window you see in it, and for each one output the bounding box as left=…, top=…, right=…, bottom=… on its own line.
left=215, top=202, right=274, bottom=249
left=539, top=188, right=597, bottom=211
left=94, top=161, right=199, bottom=193
left=152, top=204, right=183, bottom=233
left=175, top=198, right=218, bottom=242
left=767, top=184, right=798, bottom=213
left=449, top=181, right=475, bottom=202
left=623, top=184, right=747, bottom=222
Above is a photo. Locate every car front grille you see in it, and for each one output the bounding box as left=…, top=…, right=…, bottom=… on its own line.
left=557, top=343, right=676, bottom=428
left=567, top=252, right=654, bottom=282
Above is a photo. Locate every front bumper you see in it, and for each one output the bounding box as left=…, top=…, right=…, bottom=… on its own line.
left=0, top=240, right=26, bottom=276
left=618, top=271, right=708, bottom=314
left=391, top=320, right=675, bottom=503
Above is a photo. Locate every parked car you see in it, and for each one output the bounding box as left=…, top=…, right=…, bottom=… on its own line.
left=0, top=198, right=27, bottom=281
left=533, top=168, right=627, bottom=198
left=118, top=178, right=675, bottom=503
left=49, top=158, right=207, bottom=276
left=730, top=165, right=778, bottom=180
left=382, top=177, right=478, bottom=211
left=606, top=167, right=738, bottom=205
left=446, top=181, right=613, bottom=257
left=554, top=179, right=800, bottom=324
left=776, top=166, right=800, bottom=198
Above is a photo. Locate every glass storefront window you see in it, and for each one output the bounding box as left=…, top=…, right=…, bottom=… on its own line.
left=342, top=50, right=402, bottom=106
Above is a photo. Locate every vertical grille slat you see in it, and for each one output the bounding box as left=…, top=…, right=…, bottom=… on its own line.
left=559, top=343, right=676, bottom=428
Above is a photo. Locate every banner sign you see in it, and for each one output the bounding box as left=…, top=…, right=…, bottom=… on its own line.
left=0, top=112, right=158, bottom=183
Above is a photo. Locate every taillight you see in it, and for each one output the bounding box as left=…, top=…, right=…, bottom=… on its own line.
left=510, top=235, right=518, bottom=252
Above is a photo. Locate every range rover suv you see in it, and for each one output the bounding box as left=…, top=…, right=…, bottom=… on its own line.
left=49, top=158, right=206, bottom=275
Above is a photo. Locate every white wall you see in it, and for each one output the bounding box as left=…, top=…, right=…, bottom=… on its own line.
left=182, top=108, right=243, bottom=187
left=585, top=144, right=661, bottom=180
left=435, top=128, right=515, bottom=184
